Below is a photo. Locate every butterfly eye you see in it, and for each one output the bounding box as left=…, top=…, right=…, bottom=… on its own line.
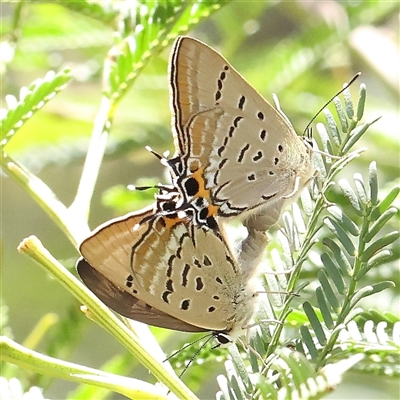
left=303, top=136, right=313, bottom=149
left=214, top=332, right=231, bottom=345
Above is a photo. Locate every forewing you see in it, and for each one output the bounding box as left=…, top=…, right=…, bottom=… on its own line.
left=169, top=36, right=313, bottom=216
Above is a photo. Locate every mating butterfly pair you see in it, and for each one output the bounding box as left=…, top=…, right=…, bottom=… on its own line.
left=77, top=36, right=314, bottom=342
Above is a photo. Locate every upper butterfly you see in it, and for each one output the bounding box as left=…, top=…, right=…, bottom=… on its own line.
left=166, top=36, right=315, bottom=226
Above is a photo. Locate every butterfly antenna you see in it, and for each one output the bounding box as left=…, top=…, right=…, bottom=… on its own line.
left=163, top=334, right=214, bottom=379
left=303, top=72, right=361, bottom=138
left=145, top=145, right=164, bottom=160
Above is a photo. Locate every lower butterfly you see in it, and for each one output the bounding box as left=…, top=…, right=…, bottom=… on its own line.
left=77, top=192, right=263, bottom=344
left=165, top=36, right=315, bottom=229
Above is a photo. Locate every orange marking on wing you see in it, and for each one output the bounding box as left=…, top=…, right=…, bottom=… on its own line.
left=191, top=168, right=210, bottom=199
left=207, top=205, right=219, bottom=218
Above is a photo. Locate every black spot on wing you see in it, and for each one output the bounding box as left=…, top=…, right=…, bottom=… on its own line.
left=215, top=66, right=229, bottom=104
left=237, top=143, right=250, bottom=163
left=238, top=95, right=245, bottom=110
left=233, top=116, right=243, bottom=127
left=252, top=151, right=263, bottom=162
left=203, top=255, right=212, bottom=266
left=262, top=193, right=276, bottom=200
left=167, top=255, right=175, bottom=277
left=196, top=277, right=204, bottom=291
left=182, top=264, right=190, bottom=287
left=166, top=279, right=174, bottom=292
left=217, top=146, right=225, bottom=157
left=184, top=177, right=200, bottom=196
left=162, top=291, right=172, bottom=304
left=181, top=299, right=190, bottom=310
left=126, top=274, right=133, bottom=288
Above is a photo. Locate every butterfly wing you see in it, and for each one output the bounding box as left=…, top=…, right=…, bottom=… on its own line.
left=77, top=258, right=207, bottom=332
left=78, top=203, right=256, bottom=333
left=169, top=36, right=314, bottom=217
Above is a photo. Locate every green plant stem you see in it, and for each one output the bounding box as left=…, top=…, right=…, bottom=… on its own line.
left=1, top=337, right=167, bottom=400
left=266, top=146, right=366, bottom=356
left=69, top=96, right=114, bottom=230
left=315, top=204, right=373, bottom=367
left=0, top=153, right=87, bottom=247
left=22, top=313, right=59, bottom=350
left=17, top=235, right=198, bottom=400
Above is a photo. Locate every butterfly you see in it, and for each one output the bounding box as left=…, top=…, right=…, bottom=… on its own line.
left=76, top=192, right=262, bottom=344
left=166, top=36, right=315, bottom=229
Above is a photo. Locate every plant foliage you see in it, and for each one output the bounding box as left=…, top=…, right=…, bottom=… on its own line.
left=1, top=1, right=398, bottom=399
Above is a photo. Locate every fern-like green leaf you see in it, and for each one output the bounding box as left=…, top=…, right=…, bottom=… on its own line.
left=0, top=68, right=72, bottom=148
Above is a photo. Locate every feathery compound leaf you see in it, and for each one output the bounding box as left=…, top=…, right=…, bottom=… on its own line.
left=324, top=217, right=356, bottom=256
left=356, top=83, right=367, bottom=122
left=333, top=97, right=349, bottom=134
left=322, top=237, right=353, bottom=276
left=343, top=307, right=364, bottom=325
left=103, top=1, right=225, bottom=103
left=338, top=178, right=364, bottom=215
left=60, top=1, right=118, bottom=24
left=316, top=123, right=335, bottom=161
left=229, top=346, right=252, bottom=393
left=300, top=187, right=314, bottom=216
left=323, top=108, right=342, bottom=146
left=361, top=231, right=400, bottom=262
left=256, top=377, right=278, bottom=399
left=363, top=207, right=398, bottom=243
left=303, top=302, right=327, bottom=346
left=276, top=230, right=293, bottom=270
left=371, top=186, right=400, bottom=221
left=321, top=253, right=345, bottom=294
left=230, top=374, right=246, bottom=400
left=282, top=211, right=300, bottom=251
left=326, top=206, right=360, bottom=236
left=341, top=118, right=380, bottom=154
left=343, top=84, right=355, bottom=120
left=361, top=309, right=400, bottom=325
left=318, top=270, right=340, bottom=311
left=0, top=68, right=72, bottom=148
left=217, top=373, right=233, bottom=400
left=312, top=148, right=328, bottom=183
left=368, top=161, right=379, bottom=206
left=272, top=350, right=356, bottom=400
left=350, top=282, right=395, bottom=308
left=353, top=173, right=368, bottom=205
left=356, top=250, right=392, bottom=281
left=291, top=202, right=307, bottom=234
left=300, top=325, right=318, bottom=360
left=316, top=287, right=334, bottom=329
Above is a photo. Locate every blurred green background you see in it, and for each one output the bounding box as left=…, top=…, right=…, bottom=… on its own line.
left=1, top=1, right=399, bottom=399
